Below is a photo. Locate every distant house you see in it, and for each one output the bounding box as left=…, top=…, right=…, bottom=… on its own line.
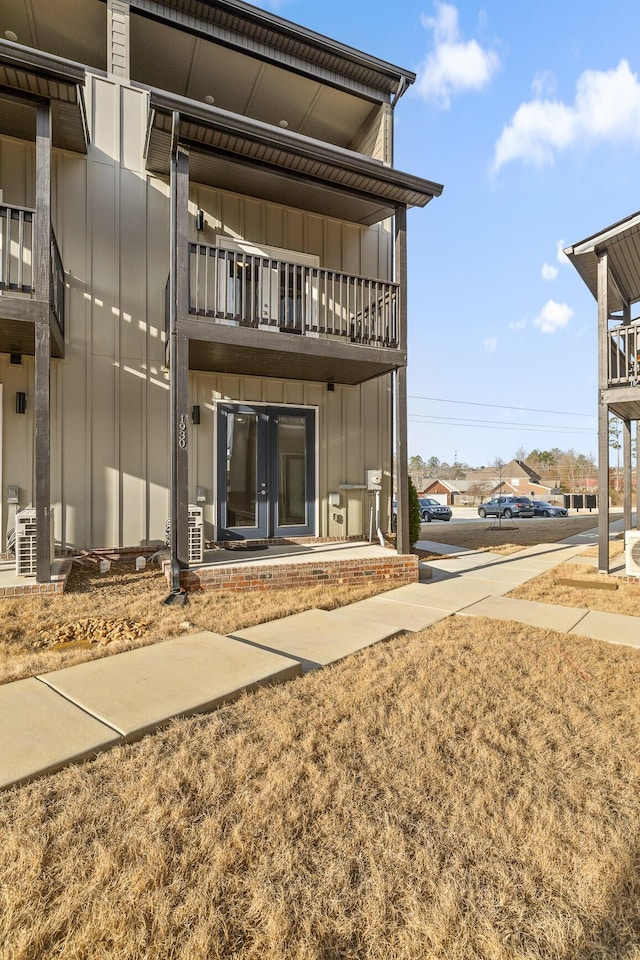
left=419, top=479, right=460, bottom=505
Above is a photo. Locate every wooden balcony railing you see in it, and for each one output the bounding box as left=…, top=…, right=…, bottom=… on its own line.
left=0, top=202, right=65, bottom=340
left=0, top=204, right=33, bottom=293
left=186, top=243, right=399, bottom=348
left=50, top=228, right=65, bottom=339
left=608, top=325, right=640, bottom=386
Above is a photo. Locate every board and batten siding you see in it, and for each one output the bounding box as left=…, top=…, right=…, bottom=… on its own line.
left=0, top=73, right=394, bottom=550
left=189, top=373, right=393, bottom=543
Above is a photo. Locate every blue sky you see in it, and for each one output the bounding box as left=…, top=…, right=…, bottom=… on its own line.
left=262, top=0, right=640, bottom=467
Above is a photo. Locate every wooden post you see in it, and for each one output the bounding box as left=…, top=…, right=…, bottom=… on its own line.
left=623, top=418, right=632, bottom=531
left=394, top=205, right=409, bottom=554
left=637, top=421, right=640, bottom=530
left=176, top=148, right=190, bottom=567
left=35, top=103, right=52, bottom=583
left=596, top=250, right=609, bottom=573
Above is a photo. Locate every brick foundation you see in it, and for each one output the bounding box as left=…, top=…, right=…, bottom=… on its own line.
left=172, top=554, right=419, bottom=593
left=0, top=558, right=73, bottom=598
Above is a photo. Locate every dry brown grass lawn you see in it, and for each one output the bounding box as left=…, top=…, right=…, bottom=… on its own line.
left=0, top=560, right=396, bottom=686
left=2, top=616, right=640, bottom=959
left=509, top=561, right=640, bottom=616
left=420, top=514, right=619, bottom=555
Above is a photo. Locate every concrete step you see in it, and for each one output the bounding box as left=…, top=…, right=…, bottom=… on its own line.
left=230, top=608, right=403, bottom=672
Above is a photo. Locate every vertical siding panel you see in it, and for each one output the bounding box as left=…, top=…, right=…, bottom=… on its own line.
left=121, top=85, right=146, bottom=173
left=324, top=220, right=342, bottom=270
left=221, top=193, right=243, bottom=241
left=120, top=366, right=144, bottom=545
left=0, top=357, right=31, bottom=545
left=285, top=209, right=304, bottom=253
left=263, top=380, right=284, bottom=404
left=343, top=223, right=360, bottom=276
left=0, top=140, right=34, bottom=206
left=244, top=198, right=263, bottom=243
left=306, top=214, right=324, bottom=262
left=90, top=162, right=118, bottom=358
left=361, top=227, right=380, bottom=279
left=344, top=385, right=364, bottom=536
left=91, top=356, right=118, bottom=547
left=147, top=364, right=169, bottom=544
left=265, top=204, right=284, bottom=248
left=91, top=76, right=119, bottom=162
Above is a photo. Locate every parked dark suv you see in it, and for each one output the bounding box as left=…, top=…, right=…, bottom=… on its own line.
left=477, top=496, right=534, bottom=519
left=418, top=497, right=452, bottom=522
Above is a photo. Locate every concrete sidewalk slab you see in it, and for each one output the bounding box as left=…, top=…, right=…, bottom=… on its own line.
left=457, top=595, right=589, bottom=633
left=382, top=580, right=492, bottom=612
left=415, top=539, right=477, bottom=556
left=570, top=610, right=640, bottom=648
left=330, top=596, right=449, bottom=632
left=230, top=609, right=403, bottom=671
left=504, top=544, right=589, bottom=568
left=39, top=633, right=301, bottom=741
left=0, top=677, right=121, bottom=790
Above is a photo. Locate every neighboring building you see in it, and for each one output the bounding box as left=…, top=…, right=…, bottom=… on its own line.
left=0, top=0, right=442, bottom=581
left=419, top=479, right=459, bottom=505
left=565, top=213, right=640, bottom=572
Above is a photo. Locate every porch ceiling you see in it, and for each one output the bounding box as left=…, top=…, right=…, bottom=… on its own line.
left=0, top=317, right=35, bottom=357
left=0, top=40, right=89, bottom=153
left=565, top=210, right=640, bottom=313
left=603, top=386, right=640, bottom=421
left=0, top=313, right=64, bottom=359
left=184, top=320, right=405, bottom=384
left=131, top=0, right=415, bottom=100
left=146, top=92, right=442, bottom=226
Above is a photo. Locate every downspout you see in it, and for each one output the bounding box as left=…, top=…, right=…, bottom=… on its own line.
left=169, top=110, right=181, bottom=594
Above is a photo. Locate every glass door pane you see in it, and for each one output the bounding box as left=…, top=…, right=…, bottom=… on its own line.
left=226, top=411, right=258, bottom=528
left=277, top=416, right=307, bottom=527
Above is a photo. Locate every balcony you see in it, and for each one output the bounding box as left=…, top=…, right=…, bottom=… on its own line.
left=0, top=202, right=65, bottom=357
left=608, top=324, right=640, bottom=387
left=172, top=243, right=405, bottom=385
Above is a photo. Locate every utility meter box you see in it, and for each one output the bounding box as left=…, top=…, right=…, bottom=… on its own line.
left=367, top=469, right=382, bottom=491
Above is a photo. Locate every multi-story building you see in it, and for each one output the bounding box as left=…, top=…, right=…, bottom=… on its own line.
left=565, top=213, right=640, bottom=572
left=0, top=0, right=442, bottom=585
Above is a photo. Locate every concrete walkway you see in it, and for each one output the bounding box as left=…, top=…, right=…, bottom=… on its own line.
left=1, top=519, right=638, bottom=791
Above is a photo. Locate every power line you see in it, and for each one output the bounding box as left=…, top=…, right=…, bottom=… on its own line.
left=408, top=395, right=595, bottom=419
left=408, top=414, right=595, bottom=434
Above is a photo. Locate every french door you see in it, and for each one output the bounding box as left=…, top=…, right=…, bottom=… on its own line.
left=217, top=404, right=315, bottom=539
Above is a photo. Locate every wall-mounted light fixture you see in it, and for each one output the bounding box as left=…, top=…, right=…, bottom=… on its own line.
left=196, top=209, right=205, bottom=231
left=15, top=392, right=26, bottom=414
left=10, top=353, right=21, bottom=365
left=191, top=404, right=201, bottom=424
left=327, top=382, right=335, bottom=392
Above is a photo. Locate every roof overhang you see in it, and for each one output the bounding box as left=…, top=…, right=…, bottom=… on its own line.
left=130, top=0, right=415, bottom=102
left=0, top=40, right=89, bottom=153
left=564, top=210, right=640, bottom=312
left=145, top=90, right=443, bottom=225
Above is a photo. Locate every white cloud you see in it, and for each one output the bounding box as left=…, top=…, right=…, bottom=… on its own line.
left=532, top=69, right=556, bottom=99
left=416, top=3, right=500, bottom=109
left=483, top=336, right=498, bottom=351
left=533, top=300, right=573, bottom=334
left=509, top=318, right=527, bottom=330
left=541, top=263, right=559, bottom=281
left=493, top=60, right=640, bottom=170
left=556, top=240, right=569, bottom=265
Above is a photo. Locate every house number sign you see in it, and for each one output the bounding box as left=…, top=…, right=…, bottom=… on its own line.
left=178, top=413, right=188, bottom=449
